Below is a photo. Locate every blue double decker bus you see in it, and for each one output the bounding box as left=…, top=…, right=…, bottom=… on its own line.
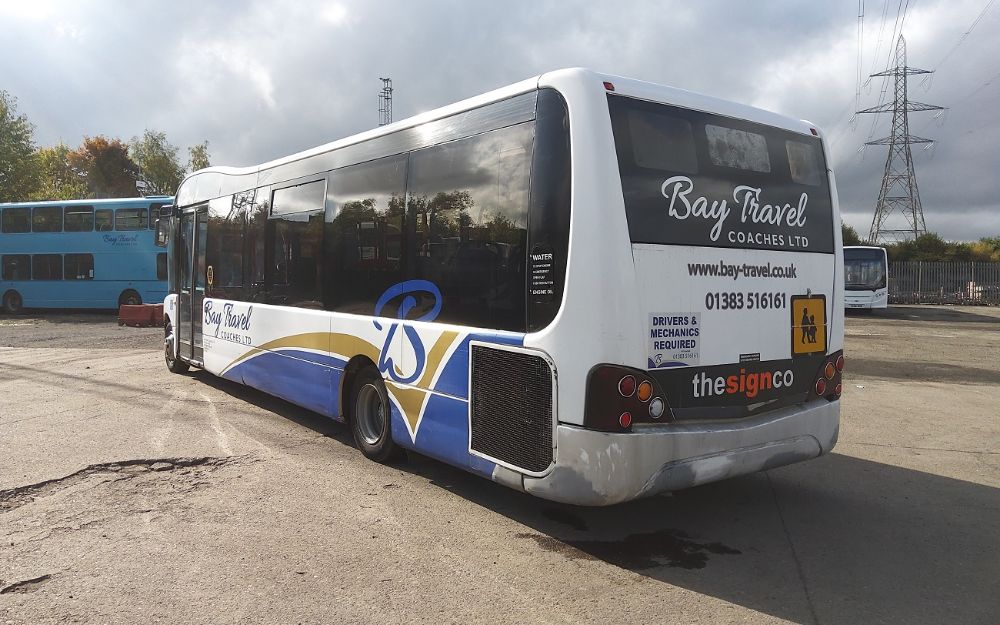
left=0, top=197, right=172, bottom=313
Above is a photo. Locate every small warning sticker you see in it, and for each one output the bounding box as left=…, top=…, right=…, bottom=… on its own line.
left=648, top=313, right=701, bottom=368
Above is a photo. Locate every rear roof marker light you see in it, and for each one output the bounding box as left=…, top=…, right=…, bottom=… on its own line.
left=603, top=81, right=615, bottom=91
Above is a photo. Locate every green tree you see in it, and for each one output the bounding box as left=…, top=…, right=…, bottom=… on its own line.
left=187, top=140, right=211, bottom=172
left=0, top=90, right=39, bottom=202
left=69, top=136, right=139, bottom=198
left=841, top=222, right=862, bottom=246
left=130, top=129, right=184, bottom=195
left=30, top=142, right=88, bottom=200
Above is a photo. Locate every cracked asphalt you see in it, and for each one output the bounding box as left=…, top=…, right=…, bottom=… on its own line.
left=1, top=307, right=998, bottom=625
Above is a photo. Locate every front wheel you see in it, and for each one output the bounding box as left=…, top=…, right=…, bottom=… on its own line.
left=2, top=291, right=23, bottom=314
left=164, top=321, right=189, bottom=374
left=350, top=368, right=401, bottom=463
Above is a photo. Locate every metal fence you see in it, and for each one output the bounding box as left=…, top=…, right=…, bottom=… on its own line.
left=888, top=261, right=1000, bottom=305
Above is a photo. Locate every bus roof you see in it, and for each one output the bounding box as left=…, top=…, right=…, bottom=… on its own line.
left=0, top=196, right=172, bottom=209
left=176, top=68, right=822, bottom=203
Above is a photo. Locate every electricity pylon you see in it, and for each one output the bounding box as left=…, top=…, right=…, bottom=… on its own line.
left=856, top=35, right=944, bottom=243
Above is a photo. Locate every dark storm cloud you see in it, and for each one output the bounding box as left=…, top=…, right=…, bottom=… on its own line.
left=2, top=0, right=997, bottom=239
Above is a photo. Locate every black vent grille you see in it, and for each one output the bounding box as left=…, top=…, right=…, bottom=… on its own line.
left=470, top=345, right=554, bottom=473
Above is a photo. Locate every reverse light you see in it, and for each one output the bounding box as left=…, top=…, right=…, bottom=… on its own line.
left=637, top=381, right=653, bottom=402
left=815, top=378, right=827, bottom=395
left=649, top=397, right=665, bottom=419
left=836, top=354, right=845, bottom=372
left=619, top=412, right=632, bottom=428
left=618, top=375, right=636, bottom=397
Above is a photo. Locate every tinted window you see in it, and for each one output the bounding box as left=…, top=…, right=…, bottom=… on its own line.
left=116, top=208, right=147, bottom=231
left=527, top=89, right=571, bottom=331
left=148, top=202, right=167, bottom=229
left=406, top=122, right=532, bottom=331
left=64, top=254, right=95, bottom=280
left=269, top=181, right=324, bottom=308
left=629, top=109, right=697, bottom=173
left=2, top=255, right=30, bottom=280
left=2, top=207, right=31, bottom=233
left=705, top=125, right=771, bottom=172
left=33, top=206, right=63, bottom=232
left=608, top=94, right=835, bottom=253
left=786, top=140, right=822, bottom=186
left=326, top=155, right=407, bottom=314
left=246, top=189, right=269, bottom=302
left=32, top=254, right=62, bottom=280
left=207, top=194, right=246, bottom=299
left=272, top=180, right=326, bottom=216
left=157, top=252, right=167, bottom=281
left=95, top=209, right=114, bottom=232
left=64, top=205, right=94, bottom=232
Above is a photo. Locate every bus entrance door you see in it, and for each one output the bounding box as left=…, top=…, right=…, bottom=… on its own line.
left=178, top=207, right=208, bottom=364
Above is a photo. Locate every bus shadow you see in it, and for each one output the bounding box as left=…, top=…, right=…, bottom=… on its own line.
left=188, top=373, right=999, bottom=624
left=414, top=452, right=999, bottom=625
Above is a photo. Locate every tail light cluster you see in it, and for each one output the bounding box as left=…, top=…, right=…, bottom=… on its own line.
left=813, top=350, right=845, bottom=401
left=584, top=365, right=673, bottom=432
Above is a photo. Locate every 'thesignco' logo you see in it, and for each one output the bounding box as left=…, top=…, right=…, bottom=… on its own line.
left=661, top=176, right=808, bottom=242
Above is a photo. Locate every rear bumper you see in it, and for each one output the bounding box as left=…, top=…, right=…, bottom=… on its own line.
left=502, top=399, right=839, bottom=506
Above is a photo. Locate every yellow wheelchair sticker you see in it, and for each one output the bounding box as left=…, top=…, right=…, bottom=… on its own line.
left=791, top=295, right=826, bottom=356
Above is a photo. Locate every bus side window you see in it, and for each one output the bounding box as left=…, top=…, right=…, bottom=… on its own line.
left=33, top=206, right=63, bottom=232
left=64, top=205, right=95, bottom=232
left=405, top=122, right=531, bottom=331
left=2, top=207, right=31, bottom=233
left=95, top=209, right=114, bottom=232
left=2, top=255, right=31, bottom=280
left=325, top=154, right=407, bottom=315
left=206, top=195, right=245, bottom=299
left=64, top=254, right=95, bottom=280
left=268, top=180, right=326, bottom=309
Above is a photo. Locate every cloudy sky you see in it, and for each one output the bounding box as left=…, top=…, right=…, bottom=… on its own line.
left=2, top=0, right=997, bottom=240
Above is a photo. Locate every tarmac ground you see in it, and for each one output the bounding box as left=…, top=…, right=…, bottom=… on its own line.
left=1, top=305, right=998, bottom=624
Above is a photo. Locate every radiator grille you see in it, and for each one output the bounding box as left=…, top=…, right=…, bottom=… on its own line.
left=470, top=345, right=554, bottom=473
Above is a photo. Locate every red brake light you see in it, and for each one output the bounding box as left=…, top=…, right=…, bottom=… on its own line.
left=618, top=375, right=636, bottom=397
left=815, top=378, right=827, bottom=395
left=836, top=354, right=845, bottom=372
left=619, top=412, right=632, bottom=428
left=834, top=383, right=843, bottom=396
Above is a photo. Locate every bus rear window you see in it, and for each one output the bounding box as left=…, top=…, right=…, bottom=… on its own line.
left=609, top=94, right=834, bottom=253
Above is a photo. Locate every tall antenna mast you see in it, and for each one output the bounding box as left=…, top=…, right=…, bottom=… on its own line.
left=378, top=77, right=393, bottom=126
left=856, top=35, right=944, bottom=243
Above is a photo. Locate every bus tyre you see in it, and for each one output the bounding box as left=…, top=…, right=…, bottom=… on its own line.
left=2, top=291, right=23, bottom=315
left=119, top=290, right=142, bottom=307
left=164, top=322, right=189, bottom=374
left=350, top=368, right=402, bottom=463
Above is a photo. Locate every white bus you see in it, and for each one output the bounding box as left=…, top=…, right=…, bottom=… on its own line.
left=159, top=68, right=844, bottom=505
left=844, top=245, right=888, bottom=310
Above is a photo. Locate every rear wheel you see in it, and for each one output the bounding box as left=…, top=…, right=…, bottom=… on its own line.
left=350, top=368, right=401, bottom=463
left=2, top=291, right=23, bottom=314
left=119, top=290, right=141, bottom=307
left=164, top=321, right=189, bottom=374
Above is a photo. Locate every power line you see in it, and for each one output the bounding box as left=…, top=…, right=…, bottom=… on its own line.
left=920, top=0, right=997, bottom=90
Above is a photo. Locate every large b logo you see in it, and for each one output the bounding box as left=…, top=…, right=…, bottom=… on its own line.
left=373, top=280, right=442, bottom=384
